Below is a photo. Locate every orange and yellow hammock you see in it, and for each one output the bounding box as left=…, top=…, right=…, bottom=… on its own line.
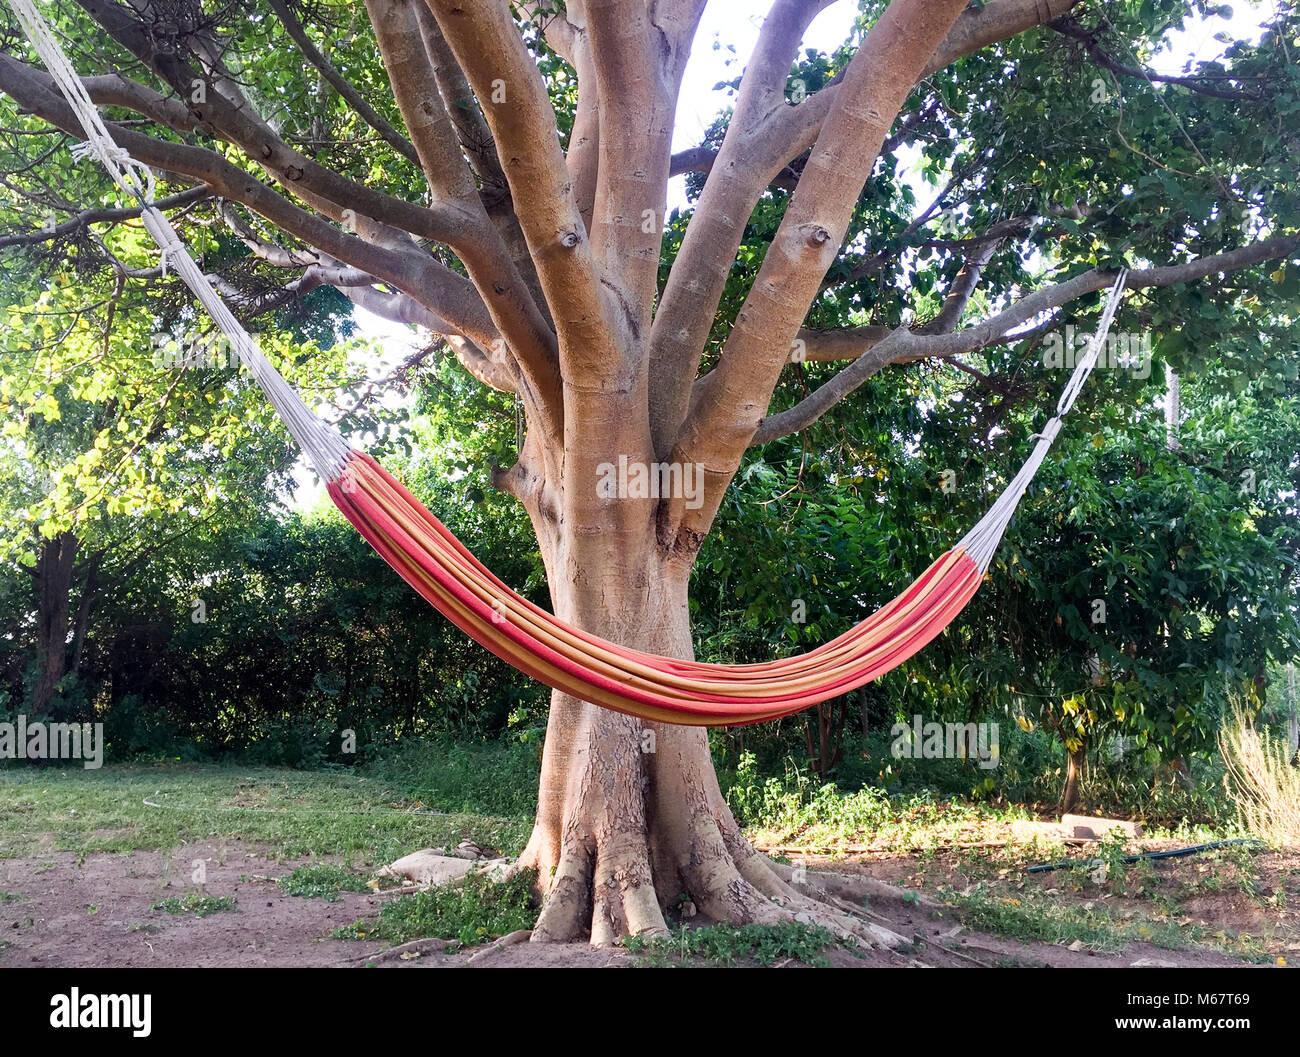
left=328, top=450, right=984, bottom=726
left=319, top=267, right=1125, bottom=727
left=14, top=0, right=1128, bottom=728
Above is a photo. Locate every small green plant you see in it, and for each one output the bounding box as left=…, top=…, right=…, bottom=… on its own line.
left=333, top=869, right=536, bottom=947
left=278, top=864, right=370, bottom=902
left=955, top=888, right=1194, bottom=954
left=1083, top=829, right=1137, bottom=892
left=624, top=922, right=837, bottom=967
left=151, top=893, right=238, bottom=917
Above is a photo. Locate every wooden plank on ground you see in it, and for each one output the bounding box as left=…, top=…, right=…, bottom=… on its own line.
left=1061, top=813, right=1143, bottom=840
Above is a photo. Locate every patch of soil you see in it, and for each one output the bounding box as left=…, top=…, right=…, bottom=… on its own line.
left=816, top=840, right=1298, bottom=965
left=0, top=840, right=1286, bottom=967
left=0, top=841, right=375, bottom=968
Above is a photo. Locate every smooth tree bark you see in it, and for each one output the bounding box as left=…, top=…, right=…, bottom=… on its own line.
left=2, top=0, right=1296, bottom=942
left=1061, top=741, right=1086, bottom=815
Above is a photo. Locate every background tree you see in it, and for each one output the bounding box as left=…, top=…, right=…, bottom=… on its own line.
left=1, top=0, right=1297, bottom=944
left=0, top=210, right=364, bottom=716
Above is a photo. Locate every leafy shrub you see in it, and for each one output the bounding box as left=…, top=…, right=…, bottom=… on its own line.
left=242, top=717, right=337, bottom=768
left=724, top=751, right=889, bottom=836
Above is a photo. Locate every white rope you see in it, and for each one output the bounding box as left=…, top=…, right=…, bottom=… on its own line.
left=8, top=0, right=351, bottom=481
left=958, top=268, right=1129, bottom=571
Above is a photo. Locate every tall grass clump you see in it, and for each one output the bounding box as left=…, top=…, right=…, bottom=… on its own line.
left=1219, top=702, right=1300, bottom=847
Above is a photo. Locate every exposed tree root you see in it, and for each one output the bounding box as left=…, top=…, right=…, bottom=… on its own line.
left=354, top=936, right=448, bottom=965
left=498, top=623, right=933, bottom=950
left=512, top=785, right=916, bottom=951
left=465, top=929, right=533, bottom=964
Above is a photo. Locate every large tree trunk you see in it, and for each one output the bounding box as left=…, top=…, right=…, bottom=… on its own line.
left=512, top=519, right=772, bottom=942
left=506, top=497, right=905, bottom=948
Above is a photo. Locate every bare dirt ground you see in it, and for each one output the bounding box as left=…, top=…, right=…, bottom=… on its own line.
left=0, top=839, right=1282, bottom=968
left=847, top=839, right=1299, bottom=965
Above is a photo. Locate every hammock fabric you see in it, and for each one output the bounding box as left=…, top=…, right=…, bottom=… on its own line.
left=10, top=0, right=1129, bottom=726
left=330, top=450, right=984, bottom=725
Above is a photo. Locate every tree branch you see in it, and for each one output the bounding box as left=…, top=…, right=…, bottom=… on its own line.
left=426, top=0, right=616, bottom=389
left=366, top=0, right=478, bottom=201
left=73, top=0, right=474, bottom=247
left=585, top=0, right=703, bottom=337
left=356, top=0, right=560, bottom=429
left=0, top=50, right=500, bottom=350
left=11, top=2, right=562, bottom=430
left=81, top=73, right=198, bottom=133
left=650, top=0, right=1083, bottom=459
left=409, top=3, right=550, bottom=324
left=414, top=6, right=509, bottom=211
left=667, top=100, right=930, bottom=192
left=0, top=185, right=207, bottom=248
left=265, top=0, right=422, bottom=165
left=789, top=325, right=892, bottom=363
left=673, top=0, right=973, bottom=513
left=649, top=0, right=837, bottom=455
left=920, top=236, right=1004, bottom=335
left=1052, top=17, right=1269, bottom=102
left=563, top=5, right=601, bottom=234
left=751, top=234, right=1300, bottom=444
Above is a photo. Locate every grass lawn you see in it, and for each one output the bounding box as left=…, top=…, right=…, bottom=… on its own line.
left=0, top=750, right=1292, bottom=967
left=0, top=754, right=534, bottom=868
